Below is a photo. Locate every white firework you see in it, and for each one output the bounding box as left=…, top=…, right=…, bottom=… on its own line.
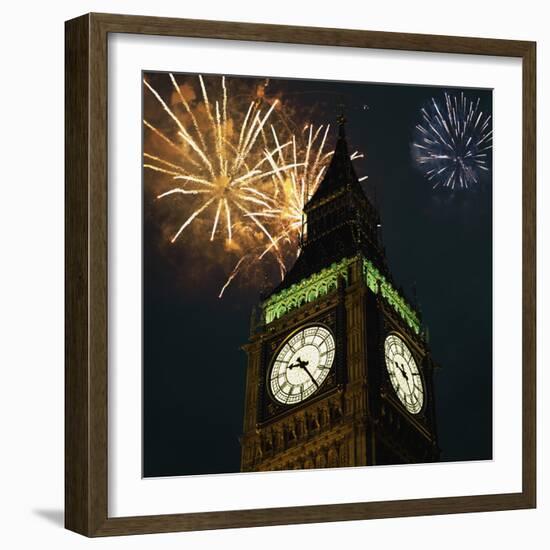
left=413, top=92, right=492, bottom=190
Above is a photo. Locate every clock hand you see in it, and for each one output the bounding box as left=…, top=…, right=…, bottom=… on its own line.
left=288, top=357, right=319, bottom=388
left=289, top=359, right=303, bottom=370
left=394, top=361, right=413, bottom=394
left=289, top=356, right=308, bottom=369
left=302, top=366, right=319, bottom=388
left=394, top=361, right=408, bottom=380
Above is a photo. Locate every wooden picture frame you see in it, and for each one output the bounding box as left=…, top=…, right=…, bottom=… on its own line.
left=65, top=12, right=536, bottom=537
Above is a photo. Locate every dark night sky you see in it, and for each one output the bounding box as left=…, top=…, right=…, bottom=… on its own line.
left=143, top=73, right=492, bottom=477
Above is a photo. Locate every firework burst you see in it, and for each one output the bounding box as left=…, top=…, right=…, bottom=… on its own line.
left=412, top=91, right=492, bottom=190
left=143, top=74, right=366, bottom=296
left=144, top=75, right=301, bottom=248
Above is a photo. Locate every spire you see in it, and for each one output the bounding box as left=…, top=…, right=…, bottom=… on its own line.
left=337, top=111, right=346, bottom=139
left=305, top=115, right=360, bottom=207
left=266, top=114, right=386, bottom=295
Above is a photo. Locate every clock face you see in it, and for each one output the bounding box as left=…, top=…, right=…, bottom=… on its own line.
left=384, top=333, right=424, bottom=414
left=269, top=325, right=336, bottom=405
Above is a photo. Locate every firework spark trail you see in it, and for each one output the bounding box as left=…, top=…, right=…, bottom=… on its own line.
left=267, top=124, right=334, bottom=246
left=168, top=73, right=206, bottom=151
left=169, top=197, right=216, bottom=243
left=412, top=91, right=492, bottom=190
left=210, top=200, right=223, bottom=241
left=144, top=80, right=213, bottom=176
left=223, top=198, right=232, bottom=241
left=218, top=256, right=248, bottom=298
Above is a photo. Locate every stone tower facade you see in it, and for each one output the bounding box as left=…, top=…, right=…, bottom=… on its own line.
left=240, top=119, right=439, bottom=472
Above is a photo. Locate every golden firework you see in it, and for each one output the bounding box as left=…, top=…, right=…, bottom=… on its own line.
left=144, top=75, right=300, bottom=250
left=143, top=74, right=366, bottom=297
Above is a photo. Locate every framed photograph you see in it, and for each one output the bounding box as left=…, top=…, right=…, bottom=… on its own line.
left=65, top=12, right=536, bottom=536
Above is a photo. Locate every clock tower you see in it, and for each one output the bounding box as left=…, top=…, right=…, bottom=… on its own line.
left=240, top=118, right=439, bottom=472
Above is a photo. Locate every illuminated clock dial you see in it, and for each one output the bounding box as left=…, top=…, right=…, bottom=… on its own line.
left=269, top=325, right=335, bottom=405
left=384, top=333, right=424, bottom=414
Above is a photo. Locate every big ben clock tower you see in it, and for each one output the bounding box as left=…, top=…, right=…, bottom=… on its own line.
left=240, top=117, right=440, bottom=472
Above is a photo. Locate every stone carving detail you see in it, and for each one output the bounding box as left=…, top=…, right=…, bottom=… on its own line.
left=330, top=399, right=344, bottom=421
left=327, top=447, right=339, bottom=467
left=362, top=258, right=421, bottom=334
left=308, top=411, right=320, bottom=432
left=319, top=407, right=328, bottom=428
left=255, top=442, right=263, bottom=461
left=249, top=393, right=352, bottom=469
left=249, top=433, right=350, bottom=471
left=315, top=451, right=327, bottom=469
left=295, top=417, right=304, bottom=439
left=286, top=422, right=297, bottom=443
left=263, top=258, right=353, bottom=324
left=273, top=428, right=284, bottom=452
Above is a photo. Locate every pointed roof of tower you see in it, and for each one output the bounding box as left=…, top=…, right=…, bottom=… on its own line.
left=305, top=114, right=362, bottom=208
left=264, top=117, right=384, bottom=296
